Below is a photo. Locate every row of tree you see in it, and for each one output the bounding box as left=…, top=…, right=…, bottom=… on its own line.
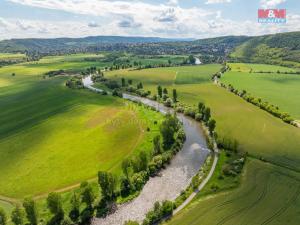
left=156, top=85, right=177, bottom=104
left=219, top=82, right=294, bottom=124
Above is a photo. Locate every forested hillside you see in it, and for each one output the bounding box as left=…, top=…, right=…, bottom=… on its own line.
left=230, top=31, right=300, bottom=67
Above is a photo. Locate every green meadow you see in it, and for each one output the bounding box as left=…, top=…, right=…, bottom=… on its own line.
left=0, top=54, right=163, bottom=200
left=221, top=63, right=300, bottom=120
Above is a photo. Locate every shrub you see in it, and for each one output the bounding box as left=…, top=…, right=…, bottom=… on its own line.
left=125, top=221, right=139, bottom=225
left=0, top=208, right=7, bottom=225
left=164, top=98, right=173, bottom=107
left=131, top=171, right=148, bottom=191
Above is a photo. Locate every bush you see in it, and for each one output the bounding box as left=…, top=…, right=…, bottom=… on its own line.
left=125, top=221, right=139, bottom=225
left=131, top=171, right=148, bottom=191
left=195, top=113, right=202, bottom=121
left=184, top=107, right=196, bottom=118
left=164, top=98, right=173, bottom=107
left=66, top=77, right=84, bottom=89
left=104, top=80, right=120, bottom=89
left=143, top=201, right=173, bottom=225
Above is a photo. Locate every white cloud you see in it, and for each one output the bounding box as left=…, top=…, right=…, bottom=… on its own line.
left=88, top=21, right=100, bottom=28
left=260, top=0, right=286, bottom=9
left=1, top=0, right=299, bottom=40
left=205, top=0, right=231, bottom=4
left=167, top=0, right=178, bottom=6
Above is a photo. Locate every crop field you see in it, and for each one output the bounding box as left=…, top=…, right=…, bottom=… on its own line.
left=221, top=63, right=300, bottom=120
left=0, top=55, right=163, bottom=200
left=167, top=159, right=300, bottom=225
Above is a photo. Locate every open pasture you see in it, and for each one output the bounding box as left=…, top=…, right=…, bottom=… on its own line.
left=167, top=159, right=300, bottom=225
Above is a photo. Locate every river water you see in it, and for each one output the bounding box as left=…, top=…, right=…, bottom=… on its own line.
left=195, top=57, right=202, bottom=65
left=83, top=76, right=210, bottom=225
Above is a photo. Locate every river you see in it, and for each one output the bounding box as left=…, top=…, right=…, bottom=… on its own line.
left=82, top=76, right=210, bottom=225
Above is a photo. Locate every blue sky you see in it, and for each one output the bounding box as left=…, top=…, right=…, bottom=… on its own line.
left=0, top=0, right=299, bottom=40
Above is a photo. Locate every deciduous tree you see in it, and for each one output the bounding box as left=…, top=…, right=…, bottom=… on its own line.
left=11, top=205, right=25, bottom=225
left=23, top=198, right=38, bottom=225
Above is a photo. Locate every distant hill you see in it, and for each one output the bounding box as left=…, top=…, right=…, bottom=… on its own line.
left=0, top=36, right=193, bottom=53
left=0, top=35, right=247, bottom=63
left=230, top=31, right=300, bottom=67
left=1, top=32, right=299, bottom=67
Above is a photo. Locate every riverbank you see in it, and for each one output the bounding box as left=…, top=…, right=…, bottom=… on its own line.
left=83, top=76, right=212, bottom=225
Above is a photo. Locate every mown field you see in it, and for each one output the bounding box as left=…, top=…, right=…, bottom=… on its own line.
left=221, top=63, right=300, bottom=120
left=0, top=54, right=163, bottom=201
left=105, top=64, right=300, bottom=224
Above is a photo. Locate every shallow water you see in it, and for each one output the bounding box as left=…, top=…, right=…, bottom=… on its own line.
left=84, top=77, right=210, bottom=225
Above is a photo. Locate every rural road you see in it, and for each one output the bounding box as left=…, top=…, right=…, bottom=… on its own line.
left=83, top=75, right=219, bottom=224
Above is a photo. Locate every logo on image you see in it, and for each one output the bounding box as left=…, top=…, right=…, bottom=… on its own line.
left=258, top=9, right=286, bottom=23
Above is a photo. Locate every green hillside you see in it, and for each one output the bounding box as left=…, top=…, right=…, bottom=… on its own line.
left=230, top=32, right=300, bottom=68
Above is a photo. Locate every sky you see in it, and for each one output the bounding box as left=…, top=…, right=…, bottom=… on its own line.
left=0, top=0, right=299, bottom=40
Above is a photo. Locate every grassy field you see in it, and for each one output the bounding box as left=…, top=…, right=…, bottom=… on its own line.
left=167, top=158, right=300, bottom=225
left=0, top=53, right=26, bottom=60
left=106, top=64, right=221, bottom=86
left=222, top=63, right=300, bottom=120
left=0, top=54, right=163, bottom=200
left=227, top=63, right=298, bottom=73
